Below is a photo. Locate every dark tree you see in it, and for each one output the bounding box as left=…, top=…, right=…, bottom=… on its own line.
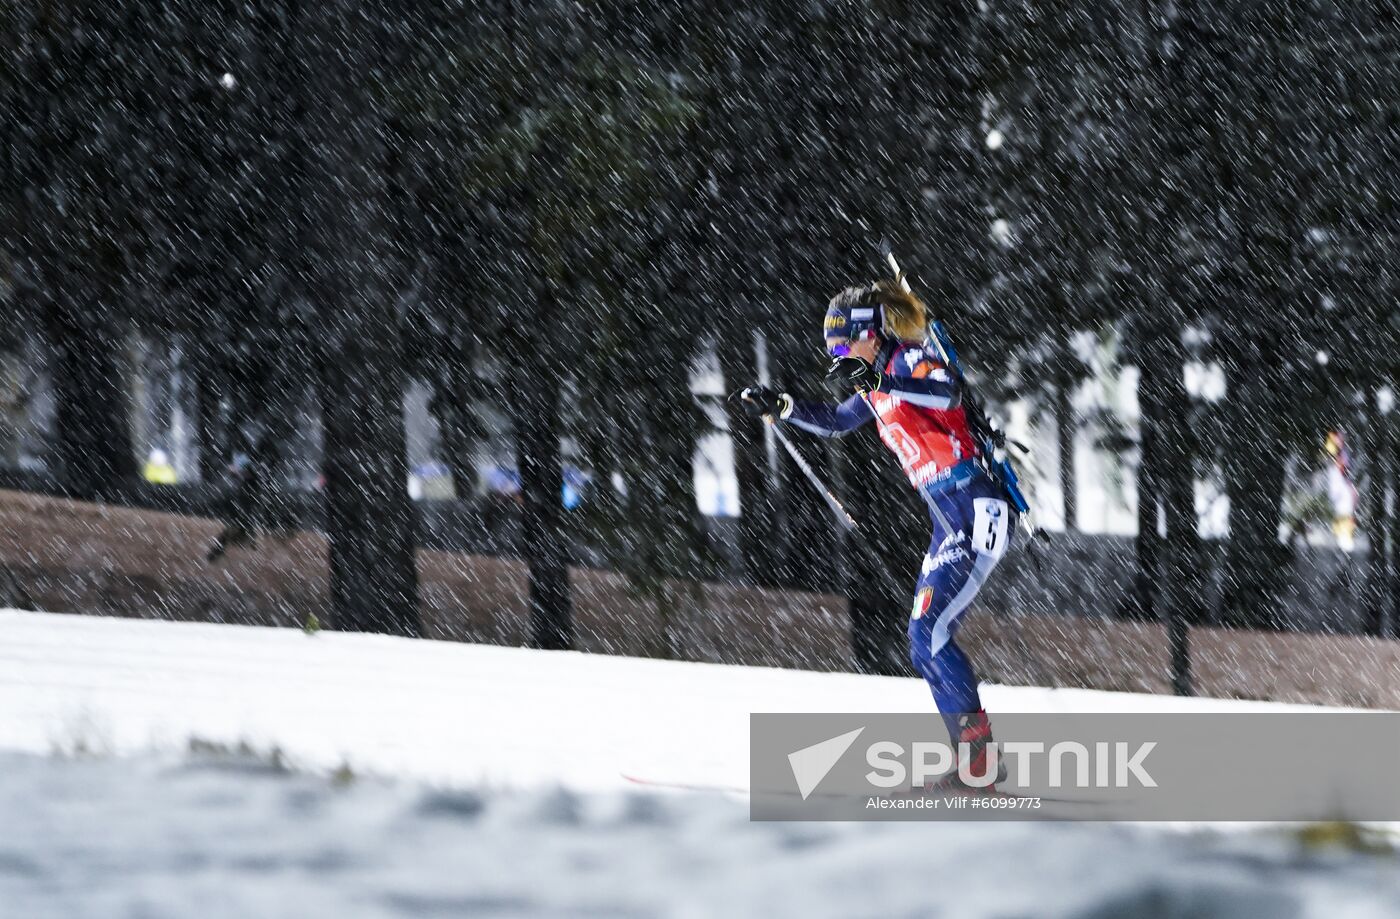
left=1207, top=1, right=1309, bottom=630
left=298, top=2, right=420, bottom=637
left=10, top=8, right=144, bottom=499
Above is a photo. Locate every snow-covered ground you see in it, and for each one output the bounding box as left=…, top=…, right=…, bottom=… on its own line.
left=2, top=609, right=1396, bottom=918
left=0, top=609, right=1325, bottom=790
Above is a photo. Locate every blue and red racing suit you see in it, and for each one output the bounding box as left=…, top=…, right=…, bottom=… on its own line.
left=782, top=340, right=1015, bottom=744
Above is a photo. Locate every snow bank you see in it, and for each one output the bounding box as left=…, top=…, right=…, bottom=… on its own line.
left=2, top=610, right=1396, bottom=919
left=0, top=609, right=1323, bottom=791
left=1, top=752, right=1398, bottom=919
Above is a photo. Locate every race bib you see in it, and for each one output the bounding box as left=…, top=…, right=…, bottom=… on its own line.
left=972, top=497, right=1010, bottom=560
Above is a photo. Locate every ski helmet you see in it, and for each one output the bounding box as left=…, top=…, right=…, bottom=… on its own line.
left=823, top=285, right=884, bottom=357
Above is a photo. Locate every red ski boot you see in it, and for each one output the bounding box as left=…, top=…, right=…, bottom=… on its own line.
left=922, top=710, right=1006, bottom=795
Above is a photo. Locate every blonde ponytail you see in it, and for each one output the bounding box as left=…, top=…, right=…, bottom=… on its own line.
left=872, top=280, right=927, bottom=342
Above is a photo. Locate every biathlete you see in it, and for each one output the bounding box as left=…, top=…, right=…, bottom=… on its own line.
left=739, top=281, right=1016, bottom=790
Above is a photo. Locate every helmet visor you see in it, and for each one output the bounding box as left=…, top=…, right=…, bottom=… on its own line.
left=823, top=299, right=881, bottom=357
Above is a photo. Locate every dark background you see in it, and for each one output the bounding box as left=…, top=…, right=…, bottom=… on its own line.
left=1, top=2, right=1396, bottom=684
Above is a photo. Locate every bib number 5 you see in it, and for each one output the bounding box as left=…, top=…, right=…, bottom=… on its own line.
left=972, top=497, right=1010, bottom=561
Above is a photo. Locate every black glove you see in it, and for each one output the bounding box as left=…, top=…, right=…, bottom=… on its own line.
left=825, top=356, right=881, bottom=395
left=734, top=385, right=789, bottom=418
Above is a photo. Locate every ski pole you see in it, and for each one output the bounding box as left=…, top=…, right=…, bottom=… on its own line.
left=767, top=413, right=920, bottom=601
left=764, top=416, right=858, bottom=531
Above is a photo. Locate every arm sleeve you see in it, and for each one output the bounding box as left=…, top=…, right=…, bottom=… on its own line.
left=876, top=348, right=962, bottom=410
left=784, top=394, right=874, bottom=438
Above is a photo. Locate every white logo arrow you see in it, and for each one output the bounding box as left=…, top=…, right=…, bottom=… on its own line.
left=787, top=727, right=865, bottom=799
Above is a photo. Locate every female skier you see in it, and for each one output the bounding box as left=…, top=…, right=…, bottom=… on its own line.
left=739, top=281, right=1015, bottom=790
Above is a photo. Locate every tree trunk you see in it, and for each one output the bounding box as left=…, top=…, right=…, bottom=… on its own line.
left=1122, top=0, right=1192, bottom=691
left=1360, top=386, right=1388, bottom=636
left=649, top=372, right=706, bottom=583
left=1209, top=3, right=1298, bottom=633
left=841, top=432, right=918, bottom=676
left=513, top=292, right=573, bottom=650
left=1054, top=354, right=1078, bottom=532
left=1219, top=349, right=1289, bottom=630
left=1126, top=426, right=1161, bottom=621
left=1219, top=413, right=1289, bottom=630
left=301, top=0, right=419, bottom=637
left=1385, top=450, right=1399, bottom=640
left=15, top=10, right=139, bottom=502
left=43, top=294, right=135, bottom=500
left=846, top=551, right=907, bottom=676
left=1136, top=333, right=1195, bottom=690
left=320, top=357, right=420, bottom=636
left=1156, top=352, right=1196, bottom=694
left=1380, top=382, right=1398, bottom=639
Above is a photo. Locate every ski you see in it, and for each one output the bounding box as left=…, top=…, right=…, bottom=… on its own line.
left=620, top=773, right=748, bottom=794
left=622, top=773, right=1107, bottom=808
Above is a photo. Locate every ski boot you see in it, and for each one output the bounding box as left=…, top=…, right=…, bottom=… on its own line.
left=920, top=710, right=1006, bottom=795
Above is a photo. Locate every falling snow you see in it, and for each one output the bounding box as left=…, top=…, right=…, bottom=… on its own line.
left=1, top=3, right=1397, bottom=915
